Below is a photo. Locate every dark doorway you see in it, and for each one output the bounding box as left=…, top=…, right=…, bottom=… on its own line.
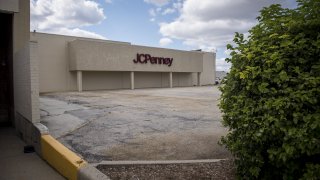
left=0, top=13, right=14, bottom=126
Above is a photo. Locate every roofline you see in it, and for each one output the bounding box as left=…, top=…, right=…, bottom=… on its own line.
left=30, top=31, right=216, bottom=54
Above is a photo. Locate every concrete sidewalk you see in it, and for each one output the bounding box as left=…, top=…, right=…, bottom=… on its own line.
left=0, top=127, right=65, bottom=180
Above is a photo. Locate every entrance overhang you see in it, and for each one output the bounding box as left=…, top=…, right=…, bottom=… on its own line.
left=0, top=0, right=19, bottom=13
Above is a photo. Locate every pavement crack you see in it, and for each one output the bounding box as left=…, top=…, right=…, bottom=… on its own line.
left=40, top=108, right=50, bottom=116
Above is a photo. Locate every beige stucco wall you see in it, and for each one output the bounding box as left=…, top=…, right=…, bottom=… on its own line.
left=69, top=39, right=203, bottom=73
left=83, top=71, right=130, bottom=90
left=81, top=71, right=194, bottom=90
left=135, top=72, right=172, bottom=88
left=173, top=73, right=194, bottom=87
left=30, top=32, right=78, bottom=92
left=0, top=0, right=42, bottom=146
left=30, top=32, right=132, bottom=92
left=31, top=32, right=215, bottom=93
left=10, top=0, right=40, bottom=123
left=201, top=52, right=216, bottom=85
left=0, top=0, right=19, bottom=12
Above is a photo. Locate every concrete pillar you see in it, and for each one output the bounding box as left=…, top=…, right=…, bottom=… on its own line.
left=169, top=72, right=173, bottom=88
left=77, top=71, right=82, bottom=92
left=130, top=71, right=135, bottom=90
left=197, top=72, right=201, bottom=86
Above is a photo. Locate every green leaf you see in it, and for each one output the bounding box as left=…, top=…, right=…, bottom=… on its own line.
left=247, top=53, right=254, bottom=60
left=279, top=70, right=288, bottom=81
left=279, top=34, right=290, bottom=39
left=226, top=44, right=233, bottom=50
left=269, top=33, right=279, bottom=38
left=258, top=82, right=269, bottom=93
left=239, top=72, right=246, bottom=79
left=249, top=167, right=261, bottom=177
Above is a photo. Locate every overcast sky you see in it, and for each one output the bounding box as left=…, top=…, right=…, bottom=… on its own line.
left=30, top=0, right=297, bottom=72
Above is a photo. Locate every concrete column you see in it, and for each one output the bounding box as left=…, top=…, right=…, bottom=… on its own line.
left=169, top=72, right=173, bottom=88
left=77, top=71, right=82, bottom=92
left=130, top=71, right=135, bottom=90
left=197, top=72, right=201, bottom=86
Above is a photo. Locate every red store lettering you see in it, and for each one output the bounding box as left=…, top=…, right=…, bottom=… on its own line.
left=133, top=53, right=173, bottom=67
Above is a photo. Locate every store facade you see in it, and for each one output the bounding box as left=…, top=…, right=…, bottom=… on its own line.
left=30, top=32, right=216, bottom=93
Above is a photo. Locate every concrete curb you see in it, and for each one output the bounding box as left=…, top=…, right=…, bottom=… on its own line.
left=78, top=164, right=111, bottom=180
left=34, top=123, right=109, bottom=180
left=41, top=134, right=86, bottom=180
left=94, top=159, right=227, bottom=166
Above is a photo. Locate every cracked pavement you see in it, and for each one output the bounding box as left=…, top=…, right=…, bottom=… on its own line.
left=40, top=86, right=231, bottom=163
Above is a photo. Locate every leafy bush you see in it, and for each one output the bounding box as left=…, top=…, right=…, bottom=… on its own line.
left=219, top=0, right=320, bottom=179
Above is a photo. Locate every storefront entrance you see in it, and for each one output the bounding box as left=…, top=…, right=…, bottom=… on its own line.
left=0, top=13, right=14, bottom=126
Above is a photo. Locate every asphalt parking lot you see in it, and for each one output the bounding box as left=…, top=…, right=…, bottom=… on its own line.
left=40, top=86, right=230, bottom=163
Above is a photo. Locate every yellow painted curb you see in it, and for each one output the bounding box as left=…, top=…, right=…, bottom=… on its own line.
left=41, top=135, right=87, bottom=180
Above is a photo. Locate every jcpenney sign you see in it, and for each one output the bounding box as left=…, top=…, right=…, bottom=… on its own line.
left=133, top=53, right=173, bottom=67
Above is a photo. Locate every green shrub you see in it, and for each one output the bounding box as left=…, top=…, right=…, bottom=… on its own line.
left=219, top=0, right=320, bottom=179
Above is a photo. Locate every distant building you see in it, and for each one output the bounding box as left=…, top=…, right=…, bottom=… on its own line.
left=216, top=71, right=227, bottom=80
left=31, top=32, right=216, bottom=93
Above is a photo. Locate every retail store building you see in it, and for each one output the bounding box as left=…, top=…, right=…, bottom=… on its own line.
left=30, top=32, right=216, bottom=93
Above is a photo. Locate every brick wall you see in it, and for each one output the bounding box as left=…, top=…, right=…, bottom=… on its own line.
left=30, top=41, right=40, bottom=122
left=13, top=0, right=39, bottom=123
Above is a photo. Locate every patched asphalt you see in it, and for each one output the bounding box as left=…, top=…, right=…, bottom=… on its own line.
left=40, top=86, right=231, bottom=163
